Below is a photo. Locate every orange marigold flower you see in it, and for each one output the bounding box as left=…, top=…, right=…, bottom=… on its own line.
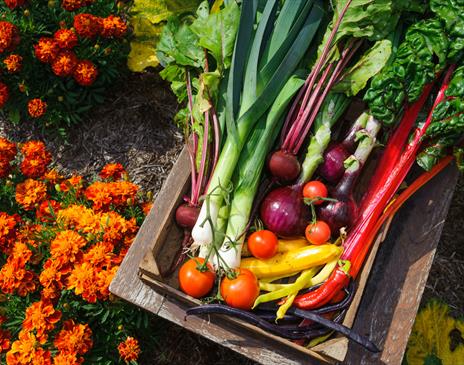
left=0, top=81, right=9, bottom=108
left=21, top=140, right=49, bottom=158
left=85, top=181, right=138, bottom=210
left=50, top=230, right=87, bottom=262
left=42, top=169, right=63, bottom=184
left=34, top=37, right=59, bottom=63
left=20, top=158, right=51, bottom=178
left=28, top=98, right=47, bottom=118
left=100, top=211, right=137, bottom=242
left=54, top=320, right=92, bottom=355
left=54, top=29, right=78, bottom=50
left=142, top=202, right=153, bottom=216
left=61, top=0, right=85, bottom=11
left=57, top=204, right=100, bottom=235
left=101, top=15, right=127, bottom=38
left=36, top=200, right=61, bottom=222
left=73, top=13, right=101, bottom=38
left=66, top=261, right=98, bottom=303
left=4, top=0, right=26, bottom=9
left=6, top=331, right=51, bottom=365
left=59, top=175, right=83, bottom=193
left=73, top=59, right=98, bottom=86
left=0, top=157, right=12, bottom=178
left=100, top=163, right=126, bottom=180
left=0, top=327, right=10, bottom=352
left=0, top=21, right=20, bottom=54
left=39, top=257, right=70, bottom=289
left=118, top=337, right=140, bottom=363
left=0, top=252, right=35, bottom=296
left=15, top=178, right=47, bottom=210
left=52, top=352, right=82, bottom=365
left=51, top=50, right=78, bottom=77
left=23, top=300, right=62, bottom=344
left=0, top=212, right=18, bottom=253
left=0, top=137, right=16, bottom=160
left=83, top=241, right=114, bottom=268
left=3, top=54, right=22, bottom=73
left=95, top=265, right=118, bottom=299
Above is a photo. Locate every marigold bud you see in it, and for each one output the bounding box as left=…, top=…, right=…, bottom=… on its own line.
left=23, top=9, right=30, bottom=16
left=55, top=183, right=61, bottom=192
left=146, top=191, right=153, bottom=201
left=58, top=96, right=64, bottom=102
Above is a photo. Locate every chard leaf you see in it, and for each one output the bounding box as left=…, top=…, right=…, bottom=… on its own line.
left=128, top=0, right=202, bottom=71
left=190, top=1, right=240, bottom=70
left=159, top=64, right=187, bottom=101
left=334, top=39, right=392, bottom=96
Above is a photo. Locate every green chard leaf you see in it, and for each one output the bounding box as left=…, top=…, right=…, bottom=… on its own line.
left=333, top=39, right=392, bottom=96
left=190, top=1, right=240, bottom=70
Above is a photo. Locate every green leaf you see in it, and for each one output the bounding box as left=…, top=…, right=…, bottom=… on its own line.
left=333, top=39, right=392, bottom=96
left=190, top=1, right=240, bottom=70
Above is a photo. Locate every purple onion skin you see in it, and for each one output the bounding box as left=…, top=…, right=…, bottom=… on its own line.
left=260, top=185, right=310, bottom=237
left=318, top=172, right=359, bottom=233
left=175, top=204, right=200, bottom=229
left=318, top=144, right=351, bottom=184
left=268, top=150, right=301, bottom=182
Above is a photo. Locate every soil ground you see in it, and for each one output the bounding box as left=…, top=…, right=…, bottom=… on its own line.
left=1, top=72, right=463, bottom=364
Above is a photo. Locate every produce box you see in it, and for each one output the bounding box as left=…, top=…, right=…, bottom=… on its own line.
left=131, top=146, right=459, bottom=364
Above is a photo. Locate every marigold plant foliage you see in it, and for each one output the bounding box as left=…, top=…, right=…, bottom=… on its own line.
left=0, top=1, right=130, bottom=133
left=0, top=137, right=155, bottom=364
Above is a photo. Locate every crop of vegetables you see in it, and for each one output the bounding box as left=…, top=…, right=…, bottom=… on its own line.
left=150, top=0, right=464, bottom=355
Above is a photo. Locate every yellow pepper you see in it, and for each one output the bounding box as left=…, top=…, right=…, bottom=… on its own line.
left=241, top=237, right=308, bottom=257
left=241, top=244, right=342, bottom=279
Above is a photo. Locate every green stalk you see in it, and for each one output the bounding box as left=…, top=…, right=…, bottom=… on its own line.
left=215, top=76, right=305, bottom=269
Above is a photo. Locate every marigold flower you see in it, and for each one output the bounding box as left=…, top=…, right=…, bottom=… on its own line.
left=6, top=331, right=51, bottom=365
left=0, top=327, right=10, bottom=352
left=51, top=50, right=78, bottom=77
left=36, top=200, right=61, bottom=222
left=101, top=15, right=127, bottom=38
left=66, top=261, right=98, bottom=303
left=100, top=163, right=126, bottom=180
left=54, top=320, right=92, bottom=355
left=42, top=169, right=63, bottom=184
left=0, top=137, right=16, bottom=160
left=59, top=175, right=83, bottom=193
left=15, top=178, right=48, bottom=210
left=118, top=337, right=140, bottom=363
left=34, top=37, right=59, bottom=63
left=3, top=54, right=22, bottom=73
left=73, top=59, right=98, bottom=86
left=4, top=0, right=26, bottom=9
left=21, top=140, right=48, bottom=158
left=50, top=230, right=87, bottom=262
left=28, top=98, right=47, bottom=118
left=52, top=352, right=82, bottom=365
left=100, top=211, right=137, bottom=242
left=0, top=81, right=9, bottom=108
left=23, top=300, right=62, bottom=344
left=0, top=212, right=18, bottom=253
left=57, top=204, right=100, bottom=235
left=20, top=157, right=51, bottom=178
left=61, top=0, right=85, bottom=11
left=85, top=181, right=138, bottom=210
left=0, top=21, right=20, bottom=54
left=54, top=29, right=78, bottom=49
left=142, top=202, right=153, bottom=216
left=0, top=255, right=35, bottom=296
left=83, top=241, right=114, bottom=268
left=73, top=13, right=101, bottom=38
left=95, top=265, right=118, bottom=299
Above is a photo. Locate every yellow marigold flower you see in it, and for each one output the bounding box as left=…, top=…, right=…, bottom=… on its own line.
left=52, top=352, right=81, bottom=365
left=67, top=262, right=98, bottom=303
left=22, top=300, right=62, bottom=344
left=6, top=331, right=51, bottom=365
left=53, top=319, right=92, bottom=355
left=50, top=230, right=87, bottom=262
left=28, top=98, right=47, bottom=118
left=99, top=163, right=126, bottom=180
left=118, top=337, right=140, bottom=363
left=3, top=54, right=22, bottom=73
left=15, top=179, right=47, bottom=211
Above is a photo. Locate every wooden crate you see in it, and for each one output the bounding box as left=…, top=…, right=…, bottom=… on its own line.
left=110, top=147, right=459, bottom=365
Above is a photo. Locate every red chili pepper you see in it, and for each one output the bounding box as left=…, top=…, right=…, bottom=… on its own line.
left=292, top=260, right=351, bottom=310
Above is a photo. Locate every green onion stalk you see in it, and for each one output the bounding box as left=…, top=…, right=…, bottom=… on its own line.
left=192, top=0, right=324, bottom=259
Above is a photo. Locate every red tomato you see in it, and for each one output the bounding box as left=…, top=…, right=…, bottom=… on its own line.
left=247, top=230, right=278, bottom=259
left=220, top=269, right=260, bottom=310
left=178, top=258, right=215, bottom=298
left=305, top=221, right=331, bottom=245
left=303, top=181, right=328, bottom=205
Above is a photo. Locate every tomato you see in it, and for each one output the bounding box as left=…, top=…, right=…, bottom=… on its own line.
left=302, top=181, right=328, bottom=205
left=247, top=230, right=278, bottom=259
left=220, top=269, right=260, bottom=310
left=305, top=221, right=331, bottom=245
left=178, top=258, right=215, bottom=298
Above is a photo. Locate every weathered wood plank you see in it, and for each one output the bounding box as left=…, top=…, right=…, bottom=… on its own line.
left=344, top=164, right=459, bottom=364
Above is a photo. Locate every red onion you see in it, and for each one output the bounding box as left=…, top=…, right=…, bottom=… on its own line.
left=260, top=185, right=310, bottom=237
left=175, top=204, right=200, bottom=229
left=318, top=144, right=351, bottom=184
left=268, top=150, right=301, bottom=182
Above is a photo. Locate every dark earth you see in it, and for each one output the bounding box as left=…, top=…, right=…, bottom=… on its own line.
left=1, top=72, right=463, bottom=365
